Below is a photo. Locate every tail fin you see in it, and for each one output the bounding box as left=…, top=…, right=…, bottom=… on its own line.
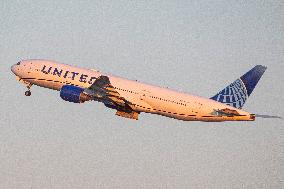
left=210, top=65, right=267, bottom=109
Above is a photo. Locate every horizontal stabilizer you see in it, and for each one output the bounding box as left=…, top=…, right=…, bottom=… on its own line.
left=255, top=114, right=282, bottom=119
left=211, top=65, right=267, bottom=109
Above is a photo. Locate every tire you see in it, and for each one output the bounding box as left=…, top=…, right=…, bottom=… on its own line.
left=25, top=91, right=31, bottom=96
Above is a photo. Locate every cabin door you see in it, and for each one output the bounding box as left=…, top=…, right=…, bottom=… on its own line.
left=140, top=89, right=150, bottom=101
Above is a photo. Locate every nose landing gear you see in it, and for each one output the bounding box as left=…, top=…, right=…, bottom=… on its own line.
left=17, top=78, right=33, bottom=96
left=24, top=83, right=33, bottom=96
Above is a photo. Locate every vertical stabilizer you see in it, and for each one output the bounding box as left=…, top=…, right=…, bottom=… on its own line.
left=210, top=65, right=267, bottom=109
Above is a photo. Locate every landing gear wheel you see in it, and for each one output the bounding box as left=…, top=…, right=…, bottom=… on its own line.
left=25, top=91, right=31, bottom=96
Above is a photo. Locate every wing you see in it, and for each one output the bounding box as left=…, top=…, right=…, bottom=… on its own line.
left=84, top=75, right=133, bottom=109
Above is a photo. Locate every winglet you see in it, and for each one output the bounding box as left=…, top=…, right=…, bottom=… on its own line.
left=210, top=65, right=267, bottom=109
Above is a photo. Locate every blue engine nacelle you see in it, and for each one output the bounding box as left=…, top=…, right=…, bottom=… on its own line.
left=60, top=85, right=91, bottom=103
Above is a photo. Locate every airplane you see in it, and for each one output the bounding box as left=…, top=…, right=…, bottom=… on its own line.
left=11, top=59, right=268, bottom=122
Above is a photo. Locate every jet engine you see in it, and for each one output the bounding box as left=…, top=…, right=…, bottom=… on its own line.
left=60, top=85, right=92, bottom=103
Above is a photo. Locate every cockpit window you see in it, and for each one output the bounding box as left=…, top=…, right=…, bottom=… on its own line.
left=16, top=61, right=21, bottom=65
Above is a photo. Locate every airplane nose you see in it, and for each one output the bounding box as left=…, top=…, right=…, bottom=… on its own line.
left=11, top=64, right=20, bottom=76
left=11, top=65, right=16, bottom=74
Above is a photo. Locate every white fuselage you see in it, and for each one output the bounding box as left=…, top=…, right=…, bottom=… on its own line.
left=11, top=60, right=254, bottom=121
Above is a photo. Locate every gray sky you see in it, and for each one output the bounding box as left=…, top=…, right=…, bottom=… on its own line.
left=1, top=0, right=283, bottom=188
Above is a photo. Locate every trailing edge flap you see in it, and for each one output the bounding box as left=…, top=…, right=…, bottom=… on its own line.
left=84, top=75, right=132, bottom=108
left=211, top=65, right=267, bottom=109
